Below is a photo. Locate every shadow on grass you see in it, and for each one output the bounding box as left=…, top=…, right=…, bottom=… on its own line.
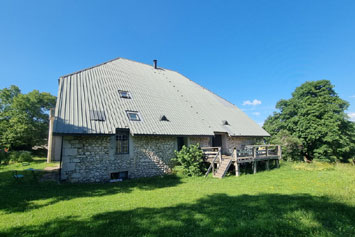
left=2, top=193, right=354, bottom=236
left=0, top=170, right=182, bottom=213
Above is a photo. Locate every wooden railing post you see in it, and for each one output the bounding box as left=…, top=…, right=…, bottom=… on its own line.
left=212, top=160, right=215, bottom=175
left=253, top=147, right=257, bottom=174
left=276, top=145, right=281, bottom=168
left=219, top=147, right=222, bottom=163
left=234, top=148, right=240, bottom=176
left=278, top=145, right=282, bottom=160
left=265, top=146, right=268, bottom=157
left=253, top=147, right=256, bottom=158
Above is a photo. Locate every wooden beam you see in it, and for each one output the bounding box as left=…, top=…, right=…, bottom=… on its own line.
left=266, top=160, right=270, bottom=170
left=253, top=161, right=257, bottom=174
left=235, top=162, right=240, bottom=176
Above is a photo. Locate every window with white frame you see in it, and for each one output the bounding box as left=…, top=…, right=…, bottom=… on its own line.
left=126, top=111, right=141, bottom=121
left=119, top=90, right=131, bottom=99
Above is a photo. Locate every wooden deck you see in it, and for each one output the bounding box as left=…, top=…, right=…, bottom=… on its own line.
left=202, top=145, right=282, bottom=178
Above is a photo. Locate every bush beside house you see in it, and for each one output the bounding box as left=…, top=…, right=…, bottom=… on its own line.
left=173, top=144, right=205, bottom=176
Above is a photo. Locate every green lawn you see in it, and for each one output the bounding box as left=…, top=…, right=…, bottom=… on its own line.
left=0, top=159, right=354, bottom=236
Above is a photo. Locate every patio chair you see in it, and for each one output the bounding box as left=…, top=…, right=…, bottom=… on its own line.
left=12, top=170, right=24, bottom=182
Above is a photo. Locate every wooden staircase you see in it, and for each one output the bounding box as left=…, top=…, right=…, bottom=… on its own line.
left=213, top=158, right=232, bottom=179
left=202, top=147, right=233, bottom=179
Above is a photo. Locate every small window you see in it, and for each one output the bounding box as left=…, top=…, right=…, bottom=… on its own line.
left=111, top=171, right=128, bottom=180
left=116, top=129, right=129, bottom=154
left=119, top=90, right=131, bottom=99
left=89, top=110, right=106, bottom=121
left=126, top=111, right=141, bottom=121
left=160, top=115, right=169, bottom=121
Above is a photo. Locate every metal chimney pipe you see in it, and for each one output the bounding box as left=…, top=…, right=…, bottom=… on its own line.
left=153, top=59, right=157, bottom=69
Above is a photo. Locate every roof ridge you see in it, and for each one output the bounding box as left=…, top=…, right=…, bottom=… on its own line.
left=60, top=57, right=178, bottom=79
left=60, top=57, right=122, bottom=78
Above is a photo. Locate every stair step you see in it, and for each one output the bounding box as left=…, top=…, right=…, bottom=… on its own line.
left=212, top=159, right=233, bottom=179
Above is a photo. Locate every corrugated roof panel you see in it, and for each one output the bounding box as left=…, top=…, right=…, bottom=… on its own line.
left=53, top=57, right=269, bottom=137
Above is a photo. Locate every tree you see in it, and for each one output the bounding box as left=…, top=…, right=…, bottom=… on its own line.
left=0, top=85, right=56, bottom=150
left=264, top=80, right=355, bottom=162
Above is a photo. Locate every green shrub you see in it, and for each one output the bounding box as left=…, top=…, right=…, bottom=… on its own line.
left=0, top=149, right=10, bottom=164
left=9, top=151, right=20, bottom=162
left=18, top=151, right=33, bottom=162
left=173, top=144, right=204, bottom=176
left=7, top=150, right=33, bottom=163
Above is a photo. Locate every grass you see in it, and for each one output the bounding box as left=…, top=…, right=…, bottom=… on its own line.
left=0, top=160, right=354, bottom=236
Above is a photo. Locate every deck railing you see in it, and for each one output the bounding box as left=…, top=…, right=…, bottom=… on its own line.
left=201, top=147, right=222, bottom=177
left=233, top=145, right=282, bottom=176
left=202, top=145, right=282, bottom=177
left=236, top=145, right=281, bottom=159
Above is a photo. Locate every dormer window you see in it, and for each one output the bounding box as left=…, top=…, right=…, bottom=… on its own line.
left=222, top=120, right=230, bottom=125
left=126, top=111, right=141, bottom=121
left=160, top=115, right=169, bottom=121
left=119, top=90, right=131, bottom=99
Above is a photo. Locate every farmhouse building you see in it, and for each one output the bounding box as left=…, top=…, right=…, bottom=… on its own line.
left=47, top=57, right=269, bottom=182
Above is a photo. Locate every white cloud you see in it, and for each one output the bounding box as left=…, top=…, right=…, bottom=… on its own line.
left=350, top=95, right=355, bottom=98
left=252, top=112, right=261, bottom=116
left=243, top=99, right=262, bottom=106
left=348, top=112, right=355, bottom=121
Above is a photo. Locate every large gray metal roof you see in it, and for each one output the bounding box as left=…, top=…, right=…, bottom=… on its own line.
left=53, top=57, right=269, bottom=137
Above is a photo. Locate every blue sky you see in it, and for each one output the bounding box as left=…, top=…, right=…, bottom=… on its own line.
left=1, top=0, right=355, bottom=124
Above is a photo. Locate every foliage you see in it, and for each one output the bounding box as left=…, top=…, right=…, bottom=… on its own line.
left=173, top=144, right=204, bottom=176
left=0, top=150, right=33, bottom=163
left=268, top=130, right=303, bottom=161
left=8, top=151, right=20, bottom=162
left=18, top=151, right=33, bottom=162
left=0, top=160, right=354, bottom=236
left=264, top=80, right=355, bottom=162
left=0, top=85, right=56, bottom=150
left=0, top=149, right=10, bottom=165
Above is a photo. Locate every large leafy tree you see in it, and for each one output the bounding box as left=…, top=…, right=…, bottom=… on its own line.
left=0, top=85, right=56, bottom=150
left=264, top=80, right=355, bottom=162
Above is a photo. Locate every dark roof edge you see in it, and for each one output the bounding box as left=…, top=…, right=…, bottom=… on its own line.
left=53, top=132, right=269, bottom=137
left=60, top=57, right=122, bottom=79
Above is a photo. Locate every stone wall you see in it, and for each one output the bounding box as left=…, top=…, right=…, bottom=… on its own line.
left=61, top=136, right=118, bottom=182
left=61, top=135, right=177, bottom=182
left=130, top=136, right=176, bottom=178
left=225, top=136, right=260, bottom=155
left=60, top=134, right=260, bottom=182
left=189, top=136, right=211, bottom=147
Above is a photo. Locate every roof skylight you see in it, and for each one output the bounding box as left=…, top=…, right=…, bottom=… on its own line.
left=119, top=90, right=131, bottom=99
left=89, top=110, right=106, bottom=121
left=126, top=111, right=141, bottom=121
